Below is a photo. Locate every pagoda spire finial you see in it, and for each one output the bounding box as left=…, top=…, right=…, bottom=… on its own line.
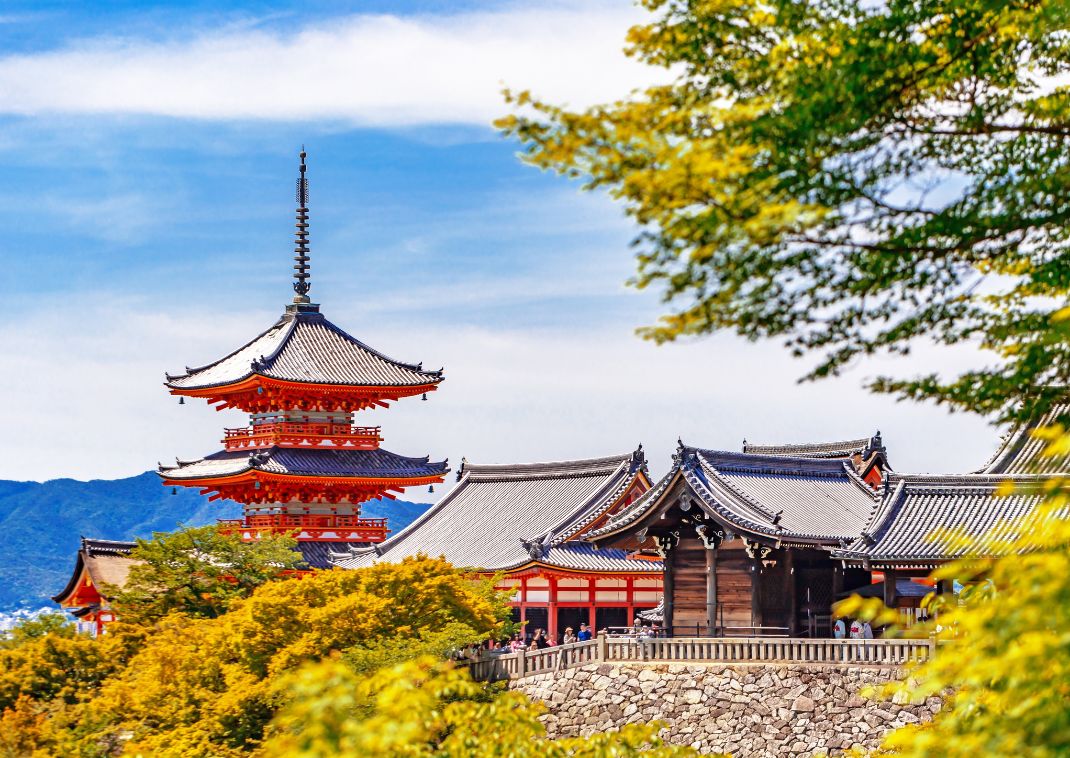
left=293, top=147, right=312, bottom=304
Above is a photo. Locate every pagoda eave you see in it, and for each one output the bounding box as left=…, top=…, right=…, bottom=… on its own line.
left=167, top=375, right=441, bottom=413
left=163, top=469, right=446, bottom=505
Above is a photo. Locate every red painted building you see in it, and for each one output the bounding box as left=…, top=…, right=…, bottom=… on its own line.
left=332, top=449, right=663, bottom=641
left=52, top=539, right=136, bottom=636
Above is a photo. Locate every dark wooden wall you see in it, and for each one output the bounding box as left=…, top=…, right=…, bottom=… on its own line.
left=757, top=554, right=790, bottom=630
left=671, top=537, right=708, bottom=629
left=714, top=539, right=753, bottom=629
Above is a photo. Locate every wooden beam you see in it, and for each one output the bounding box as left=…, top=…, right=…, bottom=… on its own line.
left=785, top=549, right=797, bottom=637
left=663, top=546, right=675, bottom=636
left=705, top=546, right=717, bottom=636
left=750, top=558, right=763, bottom=629
left=883, top=569, right=899, bottom=608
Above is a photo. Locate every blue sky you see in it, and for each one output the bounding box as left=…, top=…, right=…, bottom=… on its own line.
left=0, top=1, right=998, bottom=487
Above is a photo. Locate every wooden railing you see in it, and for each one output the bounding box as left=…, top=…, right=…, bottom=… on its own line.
left=217, top=515, right=390, bottom=542
left=222, top=423, right=382, bottom=451
left=468, top=634, right=937, bottom=682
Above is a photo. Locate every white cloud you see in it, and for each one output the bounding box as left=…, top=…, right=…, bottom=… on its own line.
left=41, top=191, right=167, bottom=244
left=0, top=4, right=662, bottom=125
left=0, top=296, right=999, bottom=489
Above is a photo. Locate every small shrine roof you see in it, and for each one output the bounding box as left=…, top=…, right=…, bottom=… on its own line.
left=159, top=446, right=448, bottom=481
left=52, top=537, right=138, bottom=604
left=832, top=473, right=1067, bottom=568
left=330, top=450, right=660, bottom=574
left=165, top=308, right=443, bottom=392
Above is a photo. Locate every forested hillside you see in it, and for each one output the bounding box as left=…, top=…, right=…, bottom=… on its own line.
left=0, top=472, right=427, bottom=610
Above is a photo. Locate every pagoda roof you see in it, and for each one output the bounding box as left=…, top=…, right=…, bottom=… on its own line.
left=589, top=444, right=879, bottom=546
left=165, top=307, right=443, bottom=392
left=52, top=538, right=138, bottom=604
left=159, top=446, right=448, bottom=481
left=831, top=473, right=1068, bottom=569
left=330, top=450, right=661, bottom=574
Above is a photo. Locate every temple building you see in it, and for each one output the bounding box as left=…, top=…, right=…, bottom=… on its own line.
left=331, top=448, right=662, bottom=641
left=52, top=538, right=137, bottom=636
left=158, top=151, right=449, bottom=568
left=831, top=405, right=1070, bottom=585
left=586, top=435, right=887, bottom=637
left=589, top=418, right=1070, bottom=636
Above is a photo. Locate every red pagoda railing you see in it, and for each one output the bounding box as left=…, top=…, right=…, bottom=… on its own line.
left=218, top=515, right=390, bottom=542
left=222, top=423, right=382, bottom=451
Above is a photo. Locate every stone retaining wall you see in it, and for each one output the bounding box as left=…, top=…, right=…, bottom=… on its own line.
left=512, top=663, right=940, bottom=757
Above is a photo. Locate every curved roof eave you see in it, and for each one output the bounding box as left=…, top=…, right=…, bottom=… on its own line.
left=334, top=453, right=637, bottom=570
left=585, top=467, right=685, bottom=542
left=51, top=552, right=88, bottom=603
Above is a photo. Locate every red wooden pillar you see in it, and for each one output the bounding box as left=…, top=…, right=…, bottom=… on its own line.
left=626, top=576, right=635, bottom=625
left=548, top=575, right=558, bottom=644
left=588, top=577, right=596, bottom=630
left=520, top=576, right=528, bottom=637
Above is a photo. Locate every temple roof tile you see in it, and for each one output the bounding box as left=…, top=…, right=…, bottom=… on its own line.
left=166, top=309, right=443, bottom=392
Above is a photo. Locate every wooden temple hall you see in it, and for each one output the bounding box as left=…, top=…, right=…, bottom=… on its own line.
left=585, top=414, right=1070, bottom=637
left=52, top=152, right=1070, bottom=639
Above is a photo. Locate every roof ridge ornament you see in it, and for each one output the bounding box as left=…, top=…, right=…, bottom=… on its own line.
left=292, top=148, right=312, bottom=305
left=629, top=443, right=647, bottom=474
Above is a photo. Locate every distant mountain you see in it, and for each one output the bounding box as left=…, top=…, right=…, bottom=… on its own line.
left=0, top=471, right=428, bottom=612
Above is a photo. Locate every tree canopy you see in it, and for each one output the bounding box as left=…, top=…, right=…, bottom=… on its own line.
left=0, top=548, right=689, bottom=758
left=263, top=656, right=696, bottom=758
left=111, top=524, right=304, bottom=623
left=499, top=0, right=1070, bottom=421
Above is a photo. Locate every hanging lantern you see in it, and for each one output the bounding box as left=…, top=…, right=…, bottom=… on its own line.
left=178, top=397, right=185, bottom=405
left=422, top=393, right=427, bottom=401
left=171, top=487, right=177, bottom=495
left=428, top=484, right=434, bottom=493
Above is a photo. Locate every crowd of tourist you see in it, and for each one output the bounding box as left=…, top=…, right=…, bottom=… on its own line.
left=832, top=618, right=874, bottom=639
left=456, top=616, right=880, bottom=662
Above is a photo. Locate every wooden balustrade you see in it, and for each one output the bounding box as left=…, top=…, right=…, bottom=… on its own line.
left=222, top=423, right=383, bottom=451
left=467, top=634, right=936, bottom=682
left=216, top=515, right=390, bottom=542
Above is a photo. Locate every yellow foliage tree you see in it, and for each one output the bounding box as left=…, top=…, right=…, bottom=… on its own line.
left=45, top=555, right=510, bottom=757
left=262, top=656, right=701, bottom=758
left=2, top=553, right=696, bottom=757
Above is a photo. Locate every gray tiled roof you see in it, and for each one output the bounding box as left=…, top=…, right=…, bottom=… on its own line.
left=159, top=447, right=448, bottom=480
left=330, top=452, right=661, bottom=573
left=741, top=436, right=877, bottom=459
left=81, top=538, right=136, bottom=556
left=832, top=474, right=1066, bottom=567
left=589, top=446, right=879, bottom=545
left=688, top=449, right=879, bottom=542
left=976, top=404, right=1070, bottom=475
left=166, top=308, right=443, bottom=390
left=297, top=541, right=370, bottom=569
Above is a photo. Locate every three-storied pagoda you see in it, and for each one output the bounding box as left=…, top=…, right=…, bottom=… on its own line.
left=159, top=151, right=449, bottom=566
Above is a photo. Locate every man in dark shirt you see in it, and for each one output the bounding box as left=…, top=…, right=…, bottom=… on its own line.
left=577, top=623, right=592, bottom=641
